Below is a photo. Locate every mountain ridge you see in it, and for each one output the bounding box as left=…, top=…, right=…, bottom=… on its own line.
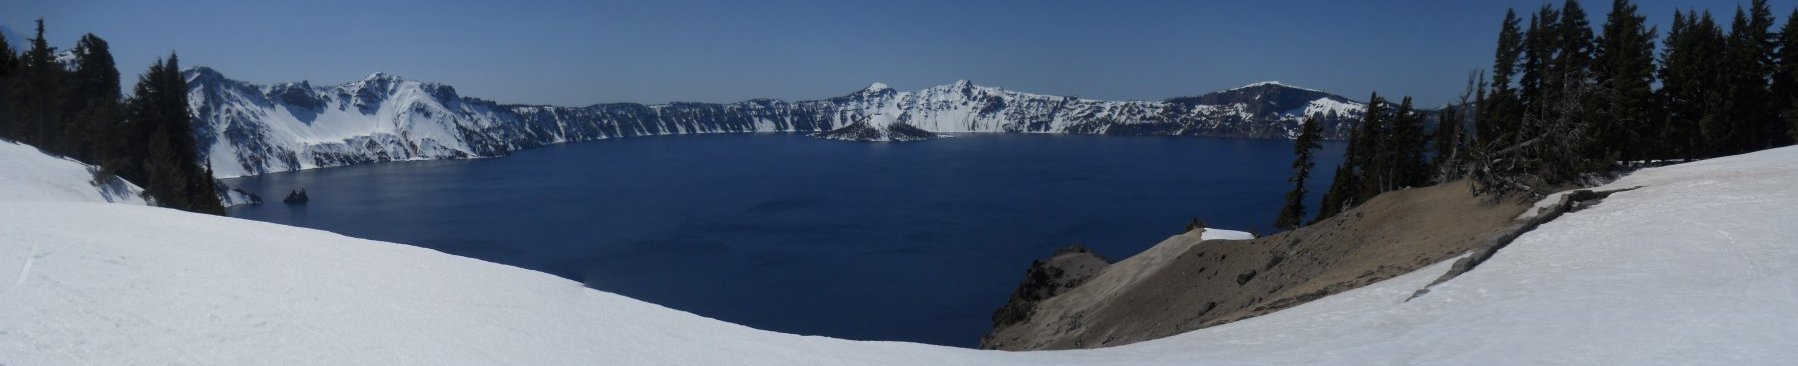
left=185, top=66, right=1369, bottom=178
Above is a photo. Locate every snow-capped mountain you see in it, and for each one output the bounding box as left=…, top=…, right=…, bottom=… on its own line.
left=185, top=67, right=1367, bottom=177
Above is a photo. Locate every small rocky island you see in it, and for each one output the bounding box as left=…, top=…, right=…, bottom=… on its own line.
left=810, top=113, right=942, bottom=142
left=282, top=189, right=310, bottom=205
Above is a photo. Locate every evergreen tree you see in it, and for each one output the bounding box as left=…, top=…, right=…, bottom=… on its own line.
left=1273, top=116, right=1323, bottom=231
left=1593, top=0, right=1658, bottom=163
left=1661, top=11, right=1725, bottom=161
left=123, top=54, right=224, bottom=215
left=1353, top=94, right=1391, bottom=200
left=1482, top=10, right=1525, bottom=148
left=1712, top=2, right=1775, bottom=155
left=1779, top=8, right=1798, bottom=143
left=1553, top=0, right=1595, bottom=88
left=1520, top=6, right=1560, bottom=127
left=0, top=31, right=17, bottom=137
left=63, top=34, right=120, bottom=163
left=1385, top=97, right=1430, bottom=190
left=1314, top=93, right=1386, bottom=223
left=15, top=18, right=67, bottom=148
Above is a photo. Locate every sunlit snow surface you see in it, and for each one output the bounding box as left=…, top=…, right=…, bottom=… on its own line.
left=2, top=144, right=1796, bottom=364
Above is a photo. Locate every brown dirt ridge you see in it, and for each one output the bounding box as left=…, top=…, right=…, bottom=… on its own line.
left=980, top=180, right=1529, bottom=350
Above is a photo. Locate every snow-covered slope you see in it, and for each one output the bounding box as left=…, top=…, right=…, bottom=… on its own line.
left=0, top=140, right=144, bottom=205
left=809, top=111, right=942, bottom=142
left=5, top=136, right=1796, bottom=364
left=187, top=68, right=1367, bottom=177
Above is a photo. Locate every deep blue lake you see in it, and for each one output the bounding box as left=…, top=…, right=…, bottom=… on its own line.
left=224, top=133, right=1344, bottom=347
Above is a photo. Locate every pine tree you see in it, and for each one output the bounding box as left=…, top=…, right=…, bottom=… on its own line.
left=1353, top=93, right=1391, bottom=200
left=0, top=31, right=17, bottom=137
left=1273, top=116, right=1323, bottom=230
left=1769, top=8, right=1798, bottom=146
left=1520, top=6, right=1559, bottom=128
left=1386, top=97, right=1429, bottom=189
left=1711, top=2, right=1776, bottom=155
left=1593, top=0, right=1658, bottom=163
left=1553, top=0, right=1595, bottom=88
left=15, top=18, right=66, bottom=148
left=1482, top=9, right=1526, bottom=146
left=63, top=34, right=121, bottom=163
left=124, top=54, right=224, bottom=215
left=1314, top=93, right=1386, bottom=223
left=1662, top=11, right=1725, bottom=161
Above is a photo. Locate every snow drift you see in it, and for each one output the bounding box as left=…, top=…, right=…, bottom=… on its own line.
left=3, top=142, right=1796, bottom=364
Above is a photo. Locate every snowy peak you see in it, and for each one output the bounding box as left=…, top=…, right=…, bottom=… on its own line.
left=185, top=68, right=1369, bottom=177
left=1236, top=81, right=1287, bottom=89
left=1168, top=81, right=1367, bottom=124
left=1230, top=81, right=1326, bottom=94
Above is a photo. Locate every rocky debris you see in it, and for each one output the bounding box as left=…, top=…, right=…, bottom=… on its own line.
left=981, top=245, right=1110, bottom=349
left=810, top=121, right=941, bottom=142
left=282, top=189, right=309, bottom=205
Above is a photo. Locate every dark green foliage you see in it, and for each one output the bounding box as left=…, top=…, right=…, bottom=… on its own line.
left=1592, top=0, right=1658, bottom=162
left=1711, top=0, right=1777, bottom=155
left=63, top=34, right=121, bottom=163
left=1273, top=116, right=1322, bottom=230
left=1659, top=10, right=1725, bottom=161
left=1384, top=97, right=1431, bottom=190
left=0, top=31, right=16, bottom=136
left=1519, top=6, right=1559, bottom=121
left=1774, top=8, right=1798, bottom=145
left=1553, top=0, right=1595, bottom=88
left=12, top=18, right=67, bottom=147
left=1312, top=92, right=1431, bottom=222
left=1481, top=10, right=1525, bottom=147
left=1314, top=94, right=1386, bottom=223
left=124, top=54, right=225, bottom=215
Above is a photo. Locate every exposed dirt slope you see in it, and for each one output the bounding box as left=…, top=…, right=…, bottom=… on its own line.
left=981, top=181, right=1527, bottom=350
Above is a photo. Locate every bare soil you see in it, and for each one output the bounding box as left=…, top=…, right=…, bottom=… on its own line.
left=981, top=180, right=1527, bottom=350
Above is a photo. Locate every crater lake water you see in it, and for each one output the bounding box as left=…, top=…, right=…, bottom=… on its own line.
left=224, top=133, right=1344, bottom=347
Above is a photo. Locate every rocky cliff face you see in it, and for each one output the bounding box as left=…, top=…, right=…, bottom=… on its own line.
left=185, top=67, right=1367, bottom=178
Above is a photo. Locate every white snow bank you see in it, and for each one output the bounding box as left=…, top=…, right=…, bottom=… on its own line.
left=3, top=143, right=1796, bottom=365
left=1200, top=228, right=1255, bottom=241
left=0, top=140, right=144, bottom=205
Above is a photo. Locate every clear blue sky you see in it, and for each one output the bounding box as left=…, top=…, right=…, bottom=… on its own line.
left=0, top=0, right=1785, bottom=106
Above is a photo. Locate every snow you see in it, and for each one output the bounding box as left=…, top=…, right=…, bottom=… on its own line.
left=1294, top=97, right=1366, bottom=120
left=217, top=185, right=262, bottom=207
left=1200, top=228, right=1255, bottom=241
left=7, top=130, right=1795, bottom=364
left=192, top=67, right=1367, bottom=177
left=0, top=140, right=144, bottom=205
left=1239, top=81, right=1288, bottom=89
left=1234, top=80, right=1327, bottom=94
